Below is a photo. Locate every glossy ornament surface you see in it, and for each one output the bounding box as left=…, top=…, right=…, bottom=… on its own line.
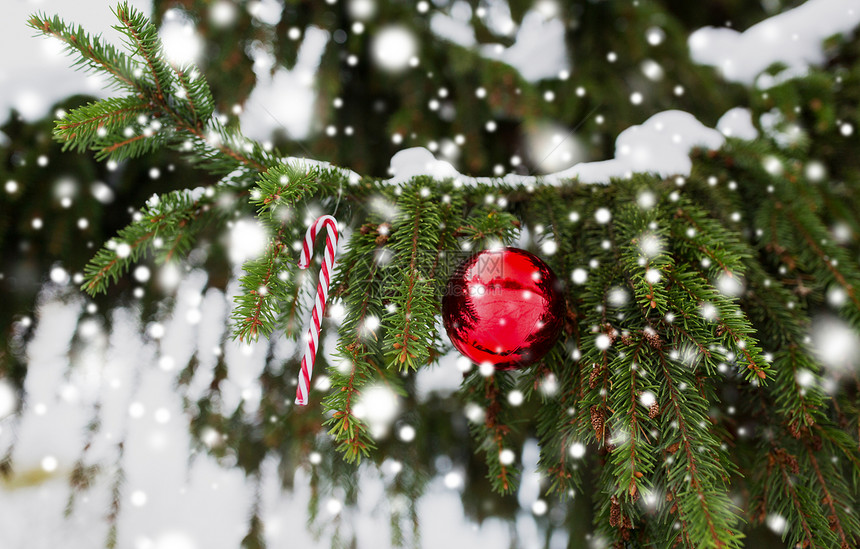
left=442, top=247, right=565, bottom=370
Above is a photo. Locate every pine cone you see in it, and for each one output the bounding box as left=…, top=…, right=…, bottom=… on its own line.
left=590, top=406, right=605, bottom=440
left=630, top=482, right=640, bottom=502
left=604, top=324, right=617, bottom=345
left=828, top=514, right=838, bottom=531
left=643, top=328, right=662, bottom=349
left=811, top=435, right=823, bottom=451
left=589, top=365, right=603, bottom=389
left=787, top=421, right=801, bottom=439
left=609, top=495, right=621, bottom=527
left=788, top=455, right=800, bottom=474
left=777, top=449, right=800, bottom=474
left=648, top=403, right=660, bottom=419
left=375, top=223, right=392, bottom=245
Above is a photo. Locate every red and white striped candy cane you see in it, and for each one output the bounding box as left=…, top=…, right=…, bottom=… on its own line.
left=295, top=215, right=339, bottom=406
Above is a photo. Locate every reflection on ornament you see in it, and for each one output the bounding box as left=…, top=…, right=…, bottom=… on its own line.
left=442, top=247, right=564, bottom=370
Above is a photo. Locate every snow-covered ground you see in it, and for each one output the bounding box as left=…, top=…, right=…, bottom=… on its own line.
left=0, top=274, right=552, bottom=549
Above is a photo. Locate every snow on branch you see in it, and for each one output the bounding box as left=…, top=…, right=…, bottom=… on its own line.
left=690, top=0, right=860, bottom=86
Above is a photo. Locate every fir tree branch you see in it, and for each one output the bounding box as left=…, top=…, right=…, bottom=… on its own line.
left=54, top=97, right=150, bottom=152
left=461, top=371, right=520, bottom=494
left=278, top=273, right=307, bottom=339
left=609, top=337, right=656, bottom=502
left=663, top=267, right=768, bottom=382
left=537, top=346, right=585, bottom=497
left=232, top=231, right=290, bottom=342
left=427, top=192, right=465, bottom=285
left=113, top=2, right=174, bottom=101
left=655, top=348, right=743, bottom=549
left=457, top=206, right=521, bottom=249
left=593, top=335, right=658, bottom=544
left=775, top=345, right=824, bottom=433
left=382, top=184, right=441, bottom=370
left=664, top=486, right=697, bottom=549
left=33, top=4, right=275, bottom=173
left=771, top=447, right=823, bottom=548
left=174, top=67, right=214, bottom=127
left=230, top=165, right=323, bottom=341
left=322, top=224, right=404, bottom=462
left=323, top=349, right=378, bottom=463
left=803, top=444, right=854, bottom=548
left=28, top=13, right=145, bottom=92
left=27, top=6, right=860, bottom=544
left=573, top=270, right=617, bottom=450
left=81, top=188, right=218, bottom=295
left=785, top=205, right=860, bottom=312
left=616, top=205, right=674, bottom=313
left=749, top=419, right=838, bottom=548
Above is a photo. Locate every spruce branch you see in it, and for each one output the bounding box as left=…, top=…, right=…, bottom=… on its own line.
left=322, top=224, right=402, bottom=462
left=28, top=12, right=146, bottom=93
left=278, top=272, right=308, bottom=339
left=654, top=347, right=744, bottom=549
left=767, top=445, right=832, bottom=549
left=536, top=346, right=585, bottom=497
left=572, top=269, right=616, bottom=450
left=54, top=97, right=151, bottom=152
left=784, top=203, right=860, bottom=317
left=251, top=164, right=321, bottom=219
left=802, top=442, right=859, bottom=548
left=426, top=191, right=465, bottom=285
left=32, top=3, right=276, bottom=173
left=174, top=67, right=214, bottom=126
left=33, top=4, right=343, bottom=297
left=322, top=349, right=382, bottom=463
left=772, top=345, right=827, bottom=433
left=461, top=371, right=520, bottom=494
left=81, top=187, right=218, bottom=295
left=231, top=165, right=324, bottom=341
left=113, top=2, right=175, bottom=102
left=663, top=485, right=698, bottom=549
left=231, top=234, right=293, bottom=343
left=663, top=266, right=768, bottom=382
left=615, top=204, right=675, bottom=313
left=592, top=335, right=658, bottom=544
left=382, top=184, right=442, bottom=370
left=457, top=204, right=521, bottom=249
left=608, top=337, right=657, bottom=504
left=749, top=402, right=839, bottom=549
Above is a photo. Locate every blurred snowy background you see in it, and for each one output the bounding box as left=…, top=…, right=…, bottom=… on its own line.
left=2, top=0, right=859, bottom=548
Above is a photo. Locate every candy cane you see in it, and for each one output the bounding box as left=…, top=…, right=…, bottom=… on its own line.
left=295, top=215, right=339, bottom=406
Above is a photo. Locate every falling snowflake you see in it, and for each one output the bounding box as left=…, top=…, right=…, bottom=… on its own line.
left=372, top=26, right=417, bottom=72
left=569, top=442, right=586, bottom=459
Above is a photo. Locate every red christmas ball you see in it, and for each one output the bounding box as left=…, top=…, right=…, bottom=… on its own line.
left=442, top=247, right=565, bottom=370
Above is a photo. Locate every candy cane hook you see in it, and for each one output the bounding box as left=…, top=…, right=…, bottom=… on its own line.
left=295, top=215, right=339, bottom=406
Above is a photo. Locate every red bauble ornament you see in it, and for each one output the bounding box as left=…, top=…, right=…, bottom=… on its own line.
left=442, top=247, right=565, bottom=370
